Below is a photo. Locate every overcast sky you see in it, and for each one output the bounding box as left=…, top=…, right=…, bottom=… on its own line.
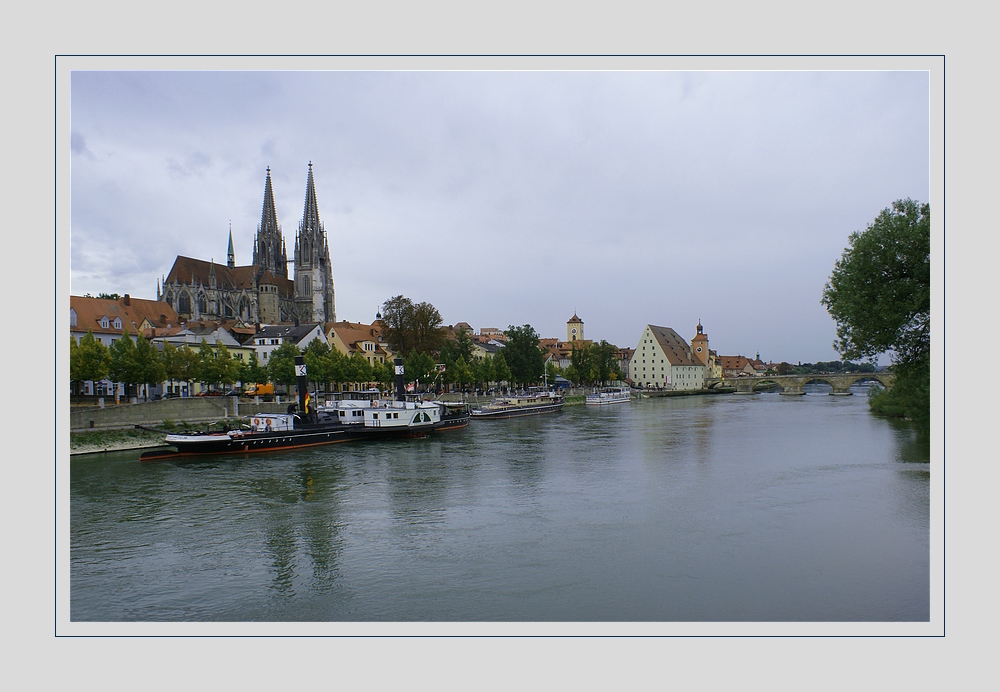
left=70, top=69, right=928, bottom=363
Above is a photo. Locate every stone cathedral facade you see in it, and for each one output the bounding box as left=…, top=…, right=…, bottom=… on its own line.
left=157, top=164, right=336, bottom=325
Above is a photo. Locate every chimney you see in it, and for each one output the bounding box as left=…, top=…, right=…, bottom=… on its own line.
left=123, top=294, right=130, bottom=306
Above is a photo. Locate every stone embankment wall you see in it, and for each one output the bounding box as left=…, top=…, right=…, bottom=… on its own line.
left=69, top=397, right=291, bottom=432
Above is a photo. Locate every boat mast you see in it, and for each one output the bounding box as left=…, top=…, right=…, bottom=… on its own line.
left=295, top=355, right=311, bottom=421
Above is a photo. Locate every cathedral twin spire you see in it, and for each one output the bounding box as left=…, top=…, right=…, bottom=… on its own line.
left=249, top=163, right=336, bottom=323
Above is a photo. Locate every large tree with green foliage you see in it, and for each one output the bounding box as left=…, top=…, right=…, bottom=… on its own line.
left=303, top=338, right=332, bottom=391
left=440, top=325, right=475, bottom=365
left=821, top=198, right=930, bottom=432
left=404, top=350, right=437, bottom=387
left=492, top=350, right=512, bottom=388
left=502, top=325, right=545, bottom=386
left=108, top=329, right=140, bottom=398
left=569, top=340, right=620, bottom=385
left=70, top=330, right=110, bottom=397
left=239, top=350, right=267, bottom=390
left=134, top=335, right=165, bottom=400
left=380, top=295, right=447, bottom=356
left=267, top=340, right=301, bottom=389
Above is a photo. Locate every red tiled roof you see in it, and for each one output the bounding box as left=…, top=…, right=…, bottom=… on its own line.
left=71, top=294, right=179, bottom=337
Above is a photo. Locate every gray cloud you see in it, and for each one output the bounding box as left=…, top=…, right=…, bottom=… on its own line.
left=70, top=70, right=928, bottom=363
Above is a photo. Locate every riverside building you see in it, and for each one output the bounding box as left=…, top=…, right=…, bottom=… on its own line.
left=629, top=324, right=707, bottom=389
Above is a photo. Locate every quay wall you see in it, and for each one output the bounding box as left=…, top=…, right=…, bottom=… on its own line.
left=68, top=397, right=291, bottom=432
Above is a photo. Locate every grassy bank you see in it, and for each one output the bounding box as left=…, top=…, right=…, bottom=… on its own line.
left=70, top=419, right=247, bottom=455
left=71, top=428, right=170, bottom=455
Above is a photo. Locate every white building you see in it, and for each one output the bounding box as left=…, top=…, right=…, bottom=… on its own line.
left=629, top=324, right=705, bottom=390
left=253, top=323, right=327, bottom=364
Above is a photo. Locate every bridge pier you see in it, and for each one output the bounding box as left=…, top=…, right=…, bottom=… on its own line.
left=830, top=388, right=853, bottom=396
left=779, top=387, right=805, bottom=396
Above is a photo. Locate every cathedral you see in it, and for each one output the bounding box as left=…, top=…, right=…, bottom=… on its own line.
left=157, top=163, right=336, bottom=325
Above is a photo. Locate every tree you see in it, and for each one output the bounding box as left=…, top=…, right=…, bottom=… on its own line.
left=108, top=329, right=140, bottom=399
left=411, top=301, right=447, bottom=354
left=214, top=342, right=241, bottom=389
left=404, top=350, right=436, bottom=388
left=821, top=198, right=930, bottom=432
left=492, top=351, right=512, bottom=389
left=71, top=330, right=109, bottom=397
left=380, top=295, right=447, bottom=356
left=440, top=325, right=474, bottom=365
left=197, top=339, right=222, bottom=390
left=345, top=351, right=374, bottom=388
left=324, top=348, right=349, bottom=391
left=303, top=338, right=332, bottom=391
left=239, top=350, right=267, bottom=390
left=381, top=295, right=415, bottom=355
left=545, top=360, right=562, bottom=383
left=134, top=335, right=165, bottom=400
left=472, top=355, right=495, bottom=390
left=267, top=340, right=301, bottom=389
left=502, top=325, right=545, bottom=386
left=370, top=359, right=394, bottom=393
left=175, top=345, right=202, bottom=395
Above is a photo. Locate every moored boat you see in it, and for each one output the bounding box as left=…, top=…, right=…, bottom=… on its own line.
left=585, top=386, right=632, bottom=406
left=469, top=391, right=565, bottom=419
left=140, top=357, right=469, bottom=461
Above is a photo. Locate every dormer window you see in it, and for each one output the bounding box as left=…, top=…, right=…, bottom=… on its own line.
left=70, top=308, right=77, bottom=327
left=113, top=317, right=122, bottom=330
left=100, top=316, right=110, bottom=329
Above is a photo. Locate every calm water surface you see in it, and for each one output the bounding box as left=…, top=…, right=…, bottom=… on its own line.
left=70, top=388, right=929, bottom=621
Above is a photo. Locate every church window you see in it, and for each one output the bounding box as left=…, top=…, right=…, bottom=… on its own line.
left=197, top=296, right=207, bottom=314
left=178, top=293, right=191, bottom=315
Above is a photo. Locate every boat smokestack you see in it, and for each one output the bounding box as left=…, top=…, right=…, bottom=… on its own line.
left=295, top=355, right=309, bottom=418
left=394, top=358, right=405, bottom=402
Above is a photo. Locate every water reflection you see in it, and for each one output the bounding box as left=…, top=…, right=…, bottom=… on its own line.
left=71, top=392, right=931, bottom=622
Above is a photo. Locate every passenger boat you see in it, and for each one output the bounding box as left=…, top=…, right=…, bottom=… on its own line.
left=139, top=358, right=469, bottom=461
left=585, top=386, right=632, bottom=406
left=469, top=391, right=565, bottom=419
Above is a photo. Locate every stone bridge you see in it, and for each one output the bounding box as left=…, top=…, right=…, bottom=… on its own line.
left=705, top=372, right=895, bottom=395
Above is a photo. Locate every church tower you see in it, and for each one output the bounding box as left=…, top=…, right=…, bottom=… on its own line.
left=567, top=313, right=584, bottom=342
left=252, top=167, right=288, bottom=280
left=293, top=162, right=336, bottom=323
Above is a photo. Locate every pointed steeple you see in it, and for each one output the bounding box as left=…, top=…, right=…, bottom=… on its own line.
left=302, top=161, right=322, bottom=240
left=253, top=166, right=288, bottom=279
left=293, top=162, right=336, bottom=323
left=227, top=221, right=235, bottom=268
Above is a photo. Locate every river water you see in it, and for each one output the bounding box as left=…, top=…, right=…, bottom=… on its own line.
left=70, top=387, right=929, bottom=622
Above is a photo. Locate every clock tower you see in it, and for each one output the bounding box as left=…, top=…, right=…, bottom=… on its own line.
left=567, top=313, right=584, bottom=342
left=691, top=320, right=710, bottom=366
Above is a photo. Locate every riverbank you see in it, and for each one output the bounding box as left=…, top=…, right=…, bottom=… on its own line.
left=71, top=428, right=171, bottom=455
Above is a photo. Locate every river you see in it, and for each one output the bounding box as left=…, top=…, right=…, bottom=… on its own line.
left=70, top=386, right=929, bottom=622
